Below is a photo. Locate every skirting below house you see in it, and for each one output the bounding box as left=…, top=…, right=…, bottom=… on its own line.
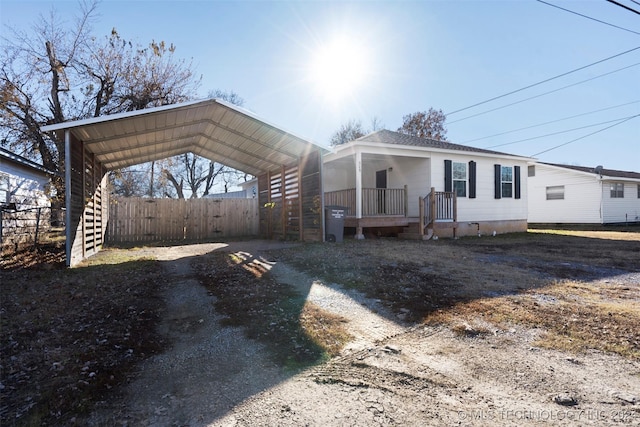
left=438, top=219, right=528, bottom=238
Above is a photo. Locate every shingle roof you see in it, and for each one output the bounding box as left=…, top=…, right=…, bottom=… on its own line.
left=541, top=162, right=640, bottom=180
left=353, top=129, right=527, bottom=157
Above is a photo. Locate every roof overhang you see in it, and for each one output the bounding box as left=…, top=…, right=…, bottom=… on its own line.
left=41, top=98, right=329, bottom=176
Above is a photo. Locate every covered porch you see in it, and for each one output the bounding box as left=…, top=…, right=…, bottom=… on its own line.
left=323, top=143, right=457, bottom=239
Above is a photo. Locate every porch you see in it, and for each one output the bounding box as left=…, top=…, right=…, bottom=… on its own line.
left=324, top=187, right=457, bottom=239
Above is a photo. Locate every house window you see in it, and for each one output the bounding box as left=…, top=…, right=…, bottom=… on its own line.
left=637, top=184, right=640, bottom=199
left=453, top=162, right=466, bottom=197
left=528, top=165, right=535, bottom=177
left=546, top=185, right=564, bottom=200
left=501, top=166, right=513, bottom=198
left=610, top=183, right=624, bottom=198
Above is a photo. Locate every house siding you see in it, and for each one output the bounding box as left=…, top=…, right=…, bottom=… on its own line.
left=528, top=164, right=602, bottom=223
left=431, top=153, right=528, bottom=223
left=0, top=161, right=50, bottom=209
left=601, top=181, right=640, bottom=223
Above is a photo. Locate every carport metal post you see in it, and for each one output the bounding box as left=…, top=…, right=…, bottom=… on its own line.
left=64, top=129, right=72, bottom=267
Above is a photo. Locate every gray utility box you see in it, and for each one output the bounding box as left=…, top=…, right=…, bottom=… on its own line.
left=325, top=205, right=348, bottom=242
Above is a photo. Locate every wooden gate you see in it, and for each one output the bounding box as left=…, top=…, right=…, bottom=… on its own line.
left=107, top=197, right=259, bottom=244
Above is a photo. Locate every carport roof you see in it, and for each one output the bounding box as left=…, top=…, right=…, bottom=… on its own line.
left=41, top=98, right=328, bottom=176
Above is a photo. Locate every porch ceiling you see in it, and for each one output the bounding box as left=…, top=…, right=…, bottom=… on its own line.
left=41, top=98, right=328, bottom=176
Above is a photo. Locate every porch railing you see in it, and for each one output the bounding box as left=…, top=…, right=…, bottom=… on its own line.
left=324, top=187, right=407, bottom=217
left=419, top=187, right=457, bottom=236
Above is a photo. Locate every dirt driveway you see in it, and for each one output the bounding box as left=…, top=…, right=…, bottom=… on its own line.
left=82, top=233, right=640, bottom=427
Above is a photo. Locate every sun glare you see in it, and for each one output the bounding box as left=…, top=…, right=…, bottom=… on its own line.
left=309, top=35, right=368, bottom=102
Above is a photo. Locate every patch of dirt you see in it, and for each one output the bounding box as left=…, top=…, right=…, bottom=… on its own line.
left=2, top=233, right=640, bottom=426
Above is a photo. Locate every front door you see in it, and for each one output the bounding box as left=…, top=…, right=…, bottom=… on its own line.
left=376, top=169, right=387, bottom=214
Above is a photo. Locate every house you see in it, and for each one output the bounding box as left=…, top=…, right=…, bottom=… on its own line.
left=0, top=147, right=53, bottom=210
left=204, top=178, right=258, bottom=199
left=527, top=162, right=640, bottom=224
left=322, top=130, right=532, bottom=239
left=0, top=147, right=55, bottom=246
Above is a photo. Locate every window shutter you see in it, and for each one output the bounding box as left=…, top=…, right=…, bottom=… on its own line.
left=444, top=160, right=452, bottom=192
left=494, top=164, right=501, bottom=199
left=514, top=165, right=521, bottom=199
left=469, top=161, right=476, bottom=199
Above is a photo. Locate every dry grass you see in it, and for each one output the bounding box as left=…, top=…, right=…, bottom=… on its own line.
left=1, top=248, right=168, bottom=426
left=275, top=229, right=640, bottom=360
left=300, top=302, right=352, bottom=357
left=193, top=251, right=351, bottom=369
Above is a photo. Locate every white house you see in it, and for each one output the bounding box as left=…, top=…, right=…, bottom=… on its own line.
left=0, top=148, right=55, bottom=247
left=0, top=148, right=52, bottom=210
left=528, top=162, right=640, bottom=224
left=323, top=130, right=532, bottom=239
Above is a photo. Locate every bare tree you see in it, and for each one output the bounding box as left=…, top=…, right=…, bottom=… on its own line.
left=397, top=108, right=448, bottom=141
left=329, top=119, right=366, bottom=146
left=0, top=0, right=201, bottom=208
left=208, top=89, right=245, bottom=107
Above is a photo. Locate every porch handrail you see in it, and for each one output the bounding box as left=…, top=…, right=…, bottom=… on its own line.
left=420, top=188, right=457, bottom=236
left=324, top=187, right=407, bottom=217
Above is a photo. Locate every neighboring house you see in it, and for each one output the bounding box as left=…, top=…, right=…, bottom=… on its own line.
left=204, top=178, right=258, bottom=199
left=323, top=130, right=532, bottom=239
left=0, top=147, right=52, bottom=210
left=0, top=147, right=55, bottom=246
left=528, top=162, right=640, bottom=224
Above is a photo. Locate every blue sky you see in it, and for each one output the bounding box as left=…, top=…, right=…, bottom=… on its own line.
left=1, top=0, right=639, bottom=171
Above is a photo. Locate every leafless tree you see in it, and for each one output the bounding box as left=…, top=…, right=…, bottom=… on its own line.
left=397, top=108, right=448, bottom=141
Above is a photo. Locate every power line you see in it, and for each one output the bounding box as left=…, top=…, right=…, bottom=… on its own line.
left=445, top=46, right=640, bottom=117
left=536, top=0, right=640, bottom=35
left=448, top=62, right=640, bottom=124
left=485, top=115, right=639, bottom=149
left=461, top=100, right=640, bottom=144
left=606, top=0, right=640, bottom=15
left=531, top=114, right=639, bottom=157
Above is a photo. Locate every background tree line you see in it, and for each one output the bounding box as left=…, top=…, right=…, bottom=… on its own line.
left=0, top=0, right=251, bottom=210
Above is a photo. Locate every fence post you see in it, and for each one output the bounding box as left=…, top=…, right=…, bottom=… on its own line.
left=419, top=196, right=424, bottom=236
left=430, top=187, right=436, bottom=223
left=0, top=209, right=3, bottom=245
left=34, top=207, right=41, bottom=249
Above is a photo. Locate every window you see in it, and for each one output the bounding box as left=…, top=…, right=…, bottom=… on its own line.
left=501, top=166, right=513, bottom=198
left=610, top=183, right=624, bottom=198
left=546, top=185, right=564, bottom=200
left=453, top=162, right=466, bottom=197
left=528, top=165, right=535, bottom=177
left=637, top=184, right=640, bottom=199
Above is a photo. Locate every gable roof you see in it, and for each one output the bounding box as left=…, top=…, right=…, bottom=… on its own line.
left=540, top=162, right=640, bottom=180
left=41, top=98, right=328, bottom=176
left=352, top=129, right=529, bottom=158
left=0, top=147, right=55, bottom=177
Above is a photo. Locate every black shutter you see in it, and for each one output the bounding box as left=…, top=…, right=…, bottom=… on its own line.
left=494, top=164, right=501, bottom=199
left=444, top=160, right=452, bottom=192
left=514, top=165, right=521, bottom=199
left=469, top=161, right=476, bottom=199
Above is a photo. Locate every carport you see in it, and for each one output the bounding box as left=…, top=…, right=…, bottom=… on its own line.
left=41, top=98, right=329, bottom=266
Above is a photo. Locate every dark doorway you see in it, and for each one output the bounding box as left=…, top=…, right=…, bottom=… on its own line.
left=376, top=169, right=387, bottom=214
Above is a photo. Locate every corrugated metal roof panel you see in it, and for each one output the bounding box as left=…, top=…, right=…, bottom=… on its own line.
left=41, top=98, right=328, bottom=175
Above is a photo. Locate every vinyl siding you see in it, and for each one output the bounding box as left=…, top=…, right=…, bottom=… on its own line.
left=528, top=164, right=603, bottom=223
left=0, top=162, right=51, bottom=209
left=601, top=181, right=640, bottom=223
left=431, top=153, right=528, bottom=222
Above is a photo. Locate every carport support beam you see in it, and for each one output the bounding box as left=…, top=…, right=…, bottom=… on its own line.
left=65, top=129, right=72, bottom=267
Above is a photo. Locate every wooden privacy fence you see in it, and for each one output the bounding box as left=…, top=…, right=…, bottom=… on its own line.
left=107, top=197, right=259, bottom=244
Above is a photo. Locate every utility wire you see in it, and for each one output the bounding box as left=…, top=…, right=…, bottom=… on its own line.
left=461, top=100, right=640, bottom=144
left=485, top=115, right=639, bottom=149
left=531, top=114, right=639, bottom=157
left=632, top=0, right=640, bottom=7
left=536, top=0, right=640, bottom=35
left=606, top=0, right=640, bottom=15
left=445, top=47, right=640, bottom=117
left=448, top=62, right=640, bottom=124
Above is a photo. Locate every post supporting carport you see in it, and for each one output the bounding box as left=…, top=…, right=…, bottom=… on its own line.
left=64, top=129, right=72, bottom=267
